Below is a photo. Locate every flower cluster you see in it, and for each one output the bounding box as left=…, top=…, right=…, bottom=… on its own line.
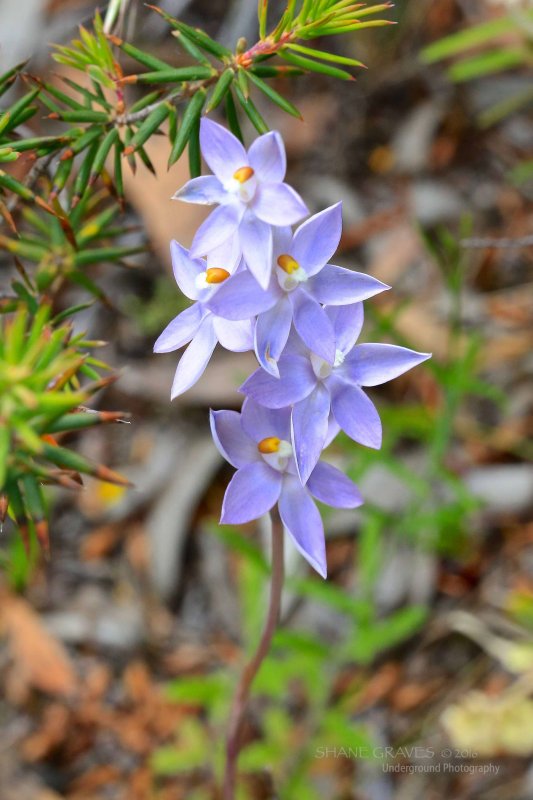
left=155, top=119, right=430, bottom=578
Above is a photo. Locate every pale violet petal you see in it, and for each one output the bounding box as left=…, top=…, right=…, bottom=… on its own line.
left=205, top=234, right=242, bottom=274
left=309, top=265, right=389, bottom=305
left=221, top=462, right=282, bottom=524
left=213, top=317, right=254, bottom=352
left=170, top=240, right=206, bottom=300
left=291, top=383, right=331, bottom=484
left=291, top=203, right=342, bottom=275
left=241, top=398, right=292, bottom=443
left=254, top=297, right=292, bottom=377
left=209, top=410, right=258, bottom=469
left=291, top=291, right=335, bottom=363
left=330, top=379, right=382, bottom=449
left=207, top=271, right=278, bottom=321
left=325, top=303, right=364, bottom=355
left=344, top=344, right=431, bottom=387
left=170, top=316, right=217, bottom=399
left=153, top=303, right=204, bottom=353
left=190, top=203, right=244, bottom=258
left=240, top=355, right=317, bottom=409
left=307, top=462, right=364, bottom=509
left=239, top=214, right=273, bottom=290
left=172, top=174, right=226, bottom=205
left=247, top=131, right=286, bottom=182
left=252, top=182, right=308, bottom=226
left=200, top=118, right=248, bottom=183
left=279, top=475, right=327, bottom=578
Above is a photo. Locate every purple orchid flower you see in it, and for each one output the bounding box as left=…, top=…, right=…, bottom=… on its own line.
left=240, top=303, right=431, bottom=484
left=154, top=240, right=253, bottom=399
left=207, top=203, right=389, bottom=376
left=210, top=399, right=363, bottom=578
left=172, top=118, right=308, bottom=290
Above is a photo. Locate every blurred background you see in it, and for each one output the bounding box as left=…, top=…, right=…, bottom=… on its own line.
left=0, top=1, right=532, bottom=798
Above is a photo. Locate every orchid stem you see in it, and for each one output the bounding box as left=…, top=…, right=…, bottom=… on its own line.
left=223, top=508, right=285, bottom=800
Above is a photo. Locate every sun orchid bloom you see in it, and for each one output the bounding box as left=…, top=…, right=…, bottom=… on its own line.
left=154, top=241, right=253, bottom=399
left=210, top=399, right=363, bottom=578
left=173, top=118, right=308, bottom=290
left=240, top=303, right=431, bottom=483
left=207, top=203, right=389, bottom=376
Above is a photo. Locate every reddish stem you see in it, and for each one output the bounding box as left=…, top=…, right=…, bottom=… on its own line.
left=223, top=510, right=285, bottom=800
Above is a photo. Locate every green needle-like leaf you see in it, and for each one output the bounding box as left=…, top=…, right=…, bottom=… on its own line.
left=90, top=127, right=119, bottom=184
left=233, top=83, right=269, bottom=134
left=206, top=68, right=235, bottom=112
left=132, top=66, right=214, bottom=84
left=168, top=88, right=207, bottom=167
left=280, top=50, right=355, bottom=80
left=246, top=71, right=302, bottom=118
left=124, top=102, right=170, bottom=154
left=107, top=34, right=170, bottom=71
left=225, top=91, right=244, bottom=143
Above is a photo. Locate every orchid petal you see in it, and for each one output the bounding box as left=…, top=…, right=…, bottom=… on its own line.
left=209, top=410, right=258, bottom=469
left=330, top=380, right=382, bottom=449
left=255, top=297, right=293, bottom=377
left=208, top=270, right=277, bottom=321
left=172, top=174, right=226, bottom=205
left=252, top=182, right=308, bottom=226
left=221, top=462, right=282, bottom=524
left=279, top=475, right=327, bottom=578
left=291, top=291, right=335, bottom=362
left=200, top=118, right=248, bottom=183
left=213, top=316, right=254, bottom=352
left=291, top=203, right=342, bottom=275
left=344, top=344, right=431, bottom=387
left=325, top=414, right=341, bottom=448
left=272, top=224, right=293, bottom=255
left=307, top=462, right=364, bottom=509
left=241, top=398, right=292, bottom=443
left=248, top=131, right=286, bottom=182
left=291, top=383, right=331, bottom=484
left=153, top=303, right=204, bottom=353
left=170, top=240, right=205, bottom=300
left=325, top=303, right=364, bottom=355
left=239, top=214, right=273, bottom=290
left=240, top=355, right=316, bottom=409
left=170, top=316, right=217, bottom=399
left=206, top=235, right=242, bottom=274
left=309, top=265, right=389, bottom=305
left=282, top=328, right=310, bottom=358
left=190, top=202, right=244, bottom=258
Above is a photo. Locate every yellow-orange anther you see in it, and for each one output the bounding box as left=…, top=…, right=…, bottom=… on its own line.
left=277, top=254, right=300, bottom=274
left=233, top=166, right=254, bottom=183
left=258, top=436, right=281, bottom=454
left=205, top=268, right=230, bottom=284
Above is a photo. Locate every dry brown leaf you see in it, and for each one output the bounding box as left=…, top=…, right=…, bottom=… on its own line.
left=81, top=524, right=121, bottom=561
left=123, top=661, right=153, bottom=703
left=0, top=593, right=77, bottom=697
left=390, top=679, right=442, bottom=712
left=353, top=662, right=401, bottom=711
left=22, top=704, right=70, bottom=761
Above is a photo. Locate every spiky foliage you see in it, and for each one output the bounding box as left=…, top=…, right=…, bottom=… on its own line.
left=0, top=305, right=130, bottom=555
left=0, top=189, right=143, bottom=304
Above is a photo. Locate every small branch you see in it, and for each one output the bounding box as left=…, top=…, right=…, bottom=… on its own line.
left=5, top=152, right=55, bottom=215
left=223, top=509, right=285, bottom=800
left=115, top=77, right=217, bottom=125
left=460, top=235, right=533, bottom=249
